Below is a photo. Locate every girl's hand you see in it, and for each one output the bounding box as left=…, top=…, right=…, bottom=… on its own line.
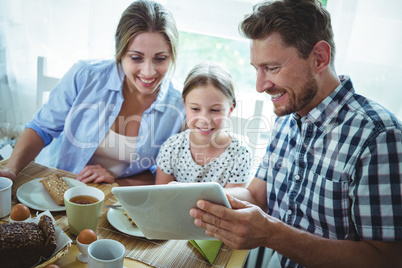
left=77, top=164, right=115, bottom=184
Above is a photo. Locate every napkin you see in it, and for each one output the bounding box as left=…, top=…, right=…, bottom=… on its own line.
left=189, top=240, right=223, bottom=265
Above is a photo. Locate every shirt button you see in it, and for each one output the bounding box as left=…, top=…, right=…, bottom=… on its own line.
left=295, top=174, right=301, bottom=181
left=287, top=209, right=293, bottom=215
left=144, top=114, right=148, bottom=118
left=140, top=136, right=143, bottom=140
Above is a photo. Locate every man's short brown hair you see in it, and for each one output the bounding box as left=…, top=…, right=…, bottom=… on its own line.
left=240, top=0, right=335, bottom=66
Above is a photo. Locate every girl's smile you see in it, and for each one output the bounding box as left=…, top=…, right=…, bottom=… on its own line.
left=184, top=84, right=234, bottom=145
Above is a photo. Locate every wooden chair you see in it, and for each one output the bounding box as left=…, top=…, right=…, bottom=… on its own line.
left=36, top=56, right=60, bottom=111
left=230, top=102, right=274, bottom=267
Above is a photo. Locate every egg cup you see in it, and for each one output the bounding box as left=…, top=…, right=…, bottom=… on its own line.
left=76, top=238, right=97, bottom=263
left=9, top=215, right=32, bottom=223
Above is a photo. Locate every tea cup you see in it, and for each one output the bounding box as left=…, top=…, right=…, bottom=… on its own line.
left=64, top=186, right=104, bottom=236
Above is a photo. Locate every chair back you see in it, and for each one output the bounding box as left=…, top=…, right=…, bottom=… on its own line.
left=36, top=56, right=60, bottom=111
left=228, top=99, right=265, bottom=157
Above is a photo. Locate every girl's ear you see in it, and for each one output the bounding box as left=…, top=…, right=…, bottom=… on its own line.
left=228, top=100, right=235, bottom=116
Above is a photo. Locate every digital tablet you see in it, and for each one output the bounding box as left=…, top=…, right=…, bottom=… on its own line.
left=111, top=182, right=231, bottom=240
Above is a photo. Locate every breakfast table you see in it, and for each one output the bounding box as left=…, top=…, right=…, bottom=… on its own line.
left=0, top=159, right=248, bottom=267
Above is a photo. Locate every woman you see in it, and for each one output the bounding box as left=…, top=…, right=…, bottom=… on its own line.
left=0, top=1, right=185, bottom=185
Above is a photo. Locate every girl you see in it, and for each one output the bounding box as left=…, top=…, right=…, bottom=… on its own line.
left=156, top=62, right=251, bottom=188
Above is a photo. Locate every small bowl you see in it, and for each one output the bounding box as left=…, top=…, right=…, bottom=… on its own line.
left=76, top=238, right=97, bottom=263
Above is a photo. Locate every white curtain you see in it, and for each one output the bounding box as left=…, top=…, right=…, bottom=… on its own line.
left=328, top=0, right=402, bottom=119
left=0, top=0, right=401, bottom=137
left=0, top=0, right=133, bottom=135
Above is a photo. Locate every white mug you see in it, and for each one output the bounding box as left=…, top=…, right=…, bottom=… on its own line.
left=87, top=239, right=125, bottom=268
left=0, top=177, right=13, bottom=218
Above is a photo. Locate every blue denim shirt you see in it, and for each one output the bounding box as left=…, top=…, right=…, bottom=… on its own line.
left=27, top=59, right=185, bottom=177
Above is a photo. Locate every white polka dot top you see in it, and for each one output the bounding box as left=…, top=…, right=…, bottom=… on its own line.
left=156, top=129, right=252, bottom=187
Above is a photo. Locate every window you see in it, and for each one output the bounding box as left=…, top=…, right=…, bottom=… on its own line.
left=176, top=32, right=255, bottom=92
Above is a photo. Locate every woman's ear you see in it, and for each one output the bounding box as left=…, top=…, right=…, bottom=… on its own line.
left=312, top=41, right=331, bottom=73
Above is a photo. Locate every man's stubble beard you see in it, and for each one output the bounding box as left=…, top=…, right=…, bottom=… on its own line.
left=273, top=68, right=319, bottom=117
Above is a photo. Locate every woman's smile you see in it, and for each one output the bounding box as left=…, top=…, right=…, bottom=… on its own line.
left=122, top=32, right=171, bottom=95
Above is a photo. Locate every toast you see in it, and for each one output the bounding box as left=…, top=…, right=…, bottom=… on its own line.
left=40, top=174, right=70, bottom=206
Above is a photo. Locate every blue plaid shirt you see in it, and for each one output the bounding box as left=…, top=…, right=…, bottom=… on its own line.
left=255, top=76, right=402, bottom=267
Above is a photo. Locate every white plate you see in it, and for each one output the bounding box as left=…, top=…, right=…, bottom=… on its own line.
left=107, top=202, right=144, bottom=237
left=17, top=177, right=86, bottom=212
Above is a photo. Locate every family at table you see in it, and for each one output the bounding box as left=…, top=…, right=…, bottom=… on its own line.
left=1, top=0, right=401, bottom=267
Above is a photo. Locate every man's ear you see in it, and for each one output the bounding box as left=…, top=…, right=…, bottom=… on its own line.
left=312, top=41, right=331, bottom=73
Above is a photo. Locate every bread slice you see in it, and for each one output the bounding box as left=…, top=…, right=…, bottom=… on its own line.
left=0, top=215, right=57, bottom=267
left=0, top=221, right=44, bottom=267
left=40, top=174, right=70, bottom=206
left=38, top=215, right=57, bottom=258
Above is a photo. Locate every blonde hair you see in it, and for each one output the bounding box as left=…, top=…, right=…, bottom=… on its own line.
left=115, top=0, right=179, bottom=71
left=183, top=62, right=236, bottom=108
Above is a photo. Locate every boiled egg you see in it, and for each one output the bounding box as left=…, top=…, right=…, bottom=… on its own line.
left=10, top=203, right=31, bottom=221
left=77, top=229, right=98, bottom=244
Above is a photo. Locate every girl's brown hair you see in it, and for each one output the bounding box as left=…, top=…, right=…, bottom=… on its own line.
left=183, top=62, right=236, bottom=108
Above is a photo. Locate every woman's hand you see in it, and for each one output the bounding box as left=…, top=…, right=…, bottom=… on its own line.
left=77, top=164, right=115, bottom=184
left=0, top=168, right=16, bottom=181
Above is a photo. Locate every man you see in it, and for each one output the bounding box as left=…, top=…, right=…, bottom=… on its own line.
left=190, top=0, right=402, bottom=267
